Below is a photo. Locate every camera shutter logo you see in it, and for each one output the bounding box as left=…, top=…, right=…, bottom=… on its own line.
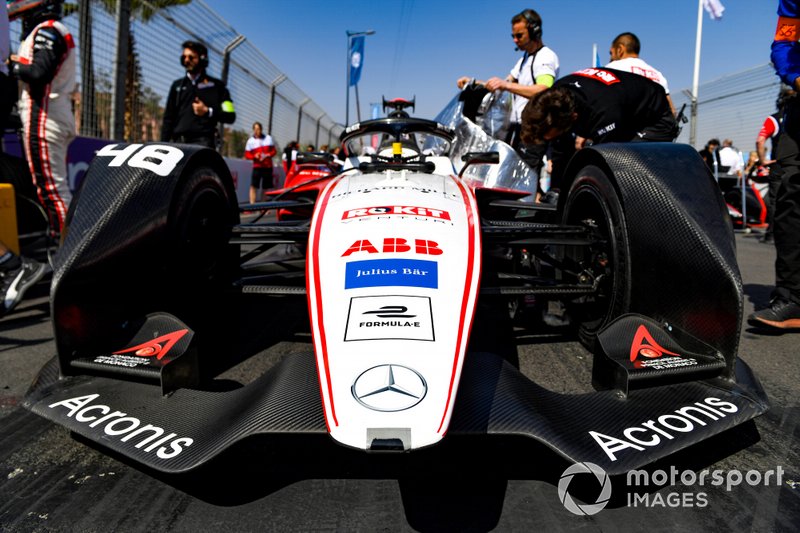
left=558, top=462, right=612, bottom=516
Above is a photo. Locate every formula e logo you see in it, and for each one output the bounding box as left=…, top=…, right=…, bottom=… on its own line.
left=363, top=306, right=415, bottom=318
left=352, top=364, right=428, bottom=412
left=345, top=295, right=435, bottom=341
left=342, top=238, right=442, bottom=257
left=342, top=206, right=451, bottom=220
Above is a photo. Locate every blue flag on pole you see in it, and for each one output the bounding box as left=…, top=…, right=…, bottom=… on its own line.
left=349, top=36, right=365, bottom=86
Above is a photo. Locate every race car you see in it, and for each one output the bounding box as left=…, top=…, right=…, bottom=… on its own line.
left=23, top=92, right=768, bottom=476
left=263, top=98, right=418, bottom=221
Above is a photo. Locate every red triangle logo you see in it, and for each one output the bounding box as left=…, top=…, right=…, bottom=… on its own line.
left=114, top=329, right=189, bottom=361
left=629, top=324, right=679, bottom=362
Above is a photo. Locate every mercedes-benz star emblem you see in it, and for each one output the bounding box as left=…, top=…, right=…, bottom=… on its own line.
left=352, top=364, right=427, bottom=412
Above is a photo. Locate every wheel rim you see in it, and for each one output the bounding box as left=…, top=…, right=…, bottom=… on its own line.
left=563, top=181, right=621, bottom=338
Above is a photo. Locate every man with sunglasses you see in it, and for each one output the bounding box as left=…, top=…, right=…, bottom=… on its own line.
left=161, top=40, right=236, bottom=150
left=457, top=9, right=559, bottom=176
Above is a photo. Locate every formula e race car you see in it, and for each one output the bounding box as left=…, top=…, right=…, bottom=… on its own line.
left=23, top=93, right=768, bottom=477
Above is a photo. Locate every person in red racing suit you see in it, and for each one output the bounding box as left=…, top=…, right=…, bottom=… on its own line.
left=8, top=0, right=76, bottom=236
left=749, top=0, right=800, bottom=330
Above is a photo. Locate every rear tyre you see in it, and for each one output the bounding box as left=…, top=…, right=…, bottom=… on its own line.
left=562, top=165, right=631, bottom=349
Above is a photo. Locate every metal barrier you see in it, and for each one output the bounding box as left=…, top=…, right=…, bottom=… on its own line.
left=673, top=63, right=781, bottom=151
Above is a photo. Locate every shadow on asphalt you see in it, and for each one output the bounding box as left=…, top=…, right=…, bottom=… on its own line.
left=67, top=415, right=760, bottom=530
left=743, top=283, right=774, bottom=309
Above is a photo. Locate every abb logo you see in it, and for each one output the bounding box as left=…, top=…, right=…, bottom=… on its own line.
left=575, top=68, right=620, bottom=85
left=342, top=206, right=451, bottom=220
left=342, top=238, right=443, bottom=257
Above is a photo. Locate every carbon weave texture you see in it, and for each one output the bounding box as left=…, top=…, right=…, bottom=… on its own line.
left=26, top=350, right=768, bottom=476
left=448, top=352, right=768, bottom=475
left=52, top=144, right=237, bottom=370
left=564, top=144, right=742, bottom=372
left=27, top=351, right=326, bottom=474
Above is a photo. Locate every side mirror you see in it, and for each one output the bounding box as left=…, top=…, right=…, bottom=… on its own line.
left=459, top=151, right=500, bottom=178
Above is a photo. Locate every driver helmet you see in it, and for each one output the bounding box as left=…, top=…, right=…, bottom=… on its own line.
left=7, top=0, right=64, bottom=37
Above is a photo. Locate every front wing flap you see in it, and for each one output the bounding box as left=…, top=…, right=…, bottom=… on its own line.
left=24, top=350, right=768, bottom=475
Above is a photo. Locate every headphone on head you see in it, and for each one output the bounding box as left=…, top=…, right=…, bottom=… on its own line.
left=180, top=41, right=209, bottom=69
left=520, top=9, right=542, bottom=41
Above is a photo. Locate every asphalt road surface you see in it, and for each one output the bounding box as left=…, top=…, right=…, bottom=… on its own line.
left=0, top=232, right=797, bottom=532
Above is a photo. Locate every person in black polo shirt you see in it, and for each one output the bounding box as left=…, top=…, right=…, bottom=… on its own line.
left=521, top=67, right=677, bottom=190
left=161, top=40, right=236, bottom=149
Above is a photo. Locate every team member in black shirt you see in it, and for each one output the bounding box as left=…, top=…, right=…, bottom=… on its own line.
left=521, top=67, right=677, bottom=189
left=161, top=40, right=236, bottom=149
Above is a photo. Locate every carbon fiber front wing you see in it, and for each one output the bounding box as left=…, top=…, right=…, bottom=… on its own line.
left=23, top=346, right=768, bottom=476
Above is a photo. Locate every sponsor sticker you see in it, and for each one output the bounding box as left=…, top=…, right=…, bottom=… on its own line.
left=629, top=325, right=698, bottom=370
left=345, top=259, right=438, bottom=289
left=574, top=68, right=621, bottom=85
left=341, top=238, right=443, bottom=257
left=344, top=295, right=435, bottom=341
left=342, top=206, right=451, bottom=221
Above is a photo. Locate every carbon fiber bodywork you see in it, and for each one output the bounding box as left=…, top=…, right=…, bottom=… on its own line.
left=24, top=140, right=768, bottom=476
left=25, top=349, right=766, bottom=475
left=562, top=144, right=741, bottom=374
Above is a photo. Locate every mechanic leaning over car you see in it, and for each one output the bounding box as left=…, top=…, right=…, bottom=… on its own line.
left=456, top=8, right=559, bottom=176
left=520, top=68, right=677, bottom=192
left=7, top=0, right=76, bottom=237
left=747, top=0, right=800, bottom=331
left=161, top=40, right=236, bottom=150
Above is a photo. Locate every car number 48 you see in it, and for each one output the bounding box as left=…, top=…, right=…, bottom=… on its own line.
left=96, top=143, right=185, bottom=177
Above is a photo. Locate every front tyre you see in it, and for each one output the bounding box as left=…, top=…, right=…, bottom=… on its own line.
left=562, top=165, right=631, bottom=349
left=169, top=166, right=235, bottom=284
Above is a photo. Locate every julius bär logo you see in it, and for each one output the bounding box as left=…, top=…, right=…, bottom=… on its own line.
left=629, top=324, right=678, bottom=363
left=342, top=206, right=451, bottom=220
left=342, top=238, right=443, bottom=257
left=362, top=305, right=415, bottom=319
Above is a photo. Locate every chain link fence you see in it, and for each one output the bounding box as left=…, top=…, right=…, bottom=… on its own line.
left=673, top=63, right=781, bottom=154
left=9, top=0, right=343, bottom=159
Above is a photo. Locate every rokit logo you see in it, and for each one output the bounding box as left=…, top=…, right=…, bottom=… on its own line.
left=342, top=238, right=443, bottom=257
left=345, top=295, right=435, bottom=341
left=629, top=324, right=698, bottom=370
left=342, top=206, right=451, bottom=222
left=588, top=397, right=739, bottom=461
left=47, top=394, right=193, bottom=459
